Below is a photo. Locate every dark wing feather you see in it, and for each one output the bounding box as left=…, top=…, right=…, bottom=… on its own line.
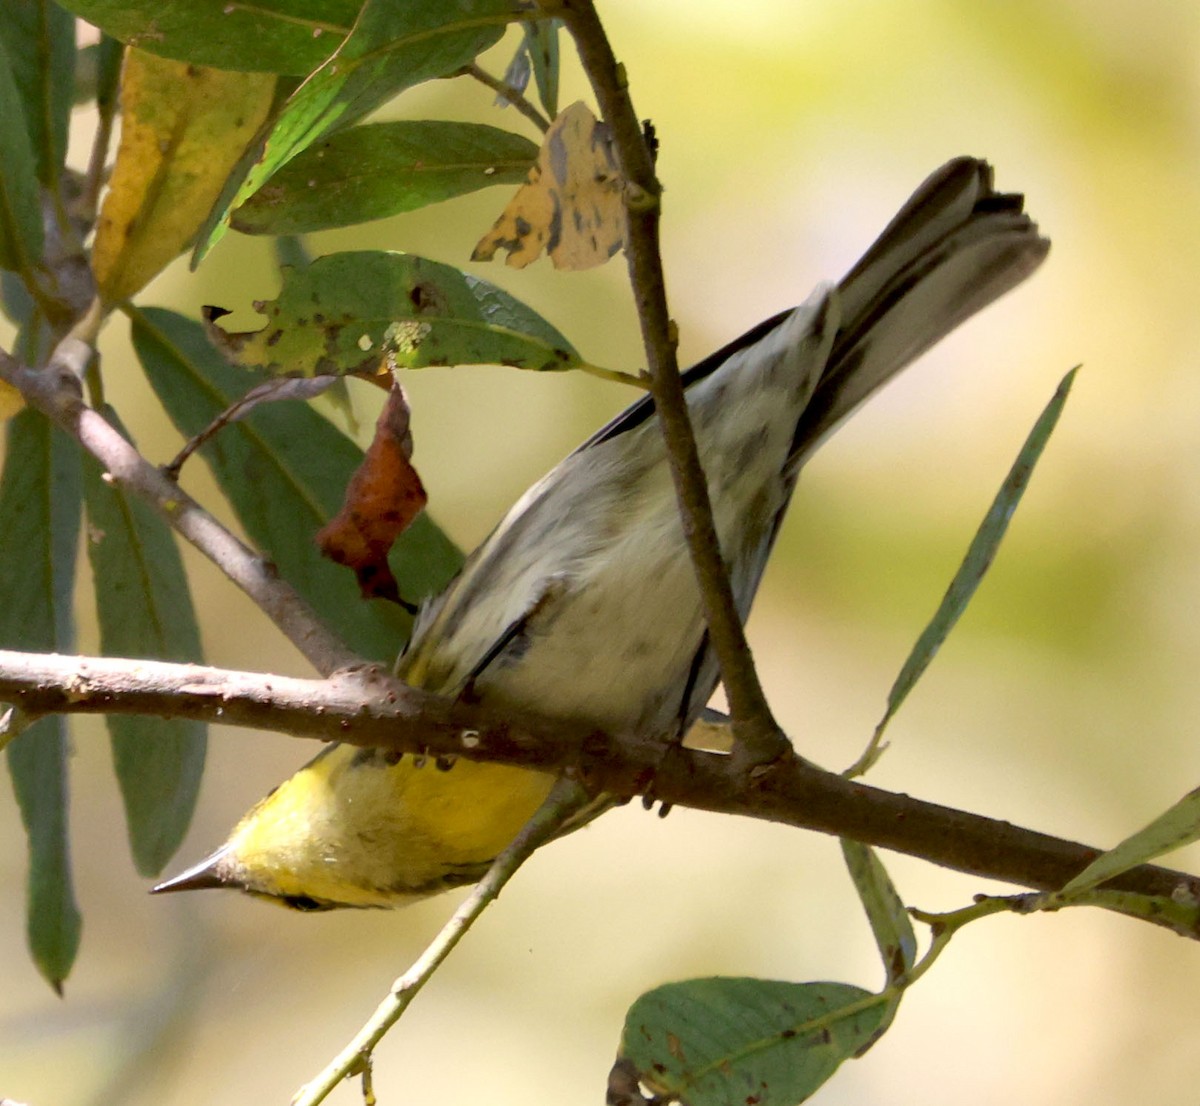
left=577, top=308, right=794, bottom=451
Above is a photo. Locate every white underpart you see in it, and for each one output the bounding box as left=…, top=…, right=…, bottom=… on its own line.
left=401, top=285, right=840, bottom=739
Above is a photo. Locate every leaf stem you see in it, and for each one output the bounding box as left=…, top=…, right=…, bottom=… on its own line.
left=459, top=61, right=552, bottom=133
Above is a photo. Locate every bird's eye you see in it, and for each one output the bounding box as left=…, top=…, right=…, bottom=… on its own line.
left=282, top=893, right=330, bottom=912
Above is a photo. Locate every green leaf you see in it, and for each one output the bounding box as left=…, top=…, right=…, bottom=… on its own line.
left=212, top=251, right=580, bottom=376
left=525, top=19, right=560, bottom=119
left=57, top=0, right=356, bottom=74
left=232, top=121, right=537, bottom=235
left=497, top=20, right=559, bottom=119
left=0, top=38, right=46, bottom=274
left=194, top=0, right=517, bottom=261
left=841, top=840, right=917, bottom=985
left=0, top=0, right=76, bottom=186
left=268, top=238, right=362, bottom=427
left=858, top=368, right=1078, bottom=771
left=0, top=409, right=83, bottom=991
left=274, top=234, right=313, bottom=274
left=618, top=977, right=892, bottom=1106
left=1060, top=785, right=1200, bottom=896
left=7, top=717, right=78, bottom=992
left=1059, top=887, right=1200, bottom=939
left=82, top=406, right=206, bottom=877
left=1, top=269, right=35, bottom=325
left=129, top=306, right=463, bottom=662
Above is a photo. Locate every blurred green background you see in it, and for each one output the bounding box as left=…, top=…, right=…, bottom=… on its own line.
left=5, top=2, right=1200, bottom=1103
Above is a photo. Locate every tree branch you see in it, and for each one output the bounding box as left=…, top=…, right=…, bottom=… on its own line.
left=547, top=0, right=788, bottom=765
left=0, top=347, right=360, bottom=677
left=3, top=647, right=1197, bottom=927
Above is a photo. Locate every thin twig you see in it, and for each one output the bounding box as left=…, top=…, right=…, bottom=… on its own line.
left=82, top=95, right=117, bottom=220
left=3, top=647, right=1199, bottom=925
left=546, top=0, right=789, bottom=766
left=292, top=778, right=590, bottom=1106
left=162, top=375, right=338, bottom=479
left=0, top=350, right=360, bottom=676
left=459, top=61, right=553, bottom=133
left=48, top=298, right=105, bottom=387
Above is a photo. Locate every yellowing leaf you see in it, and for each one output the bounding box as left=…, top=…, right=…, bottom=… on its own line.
left=0, top=380, right=24, bottom=419
left=92, top=50, right=275, bottom=304
left=472, top=100, right=626, bottom=271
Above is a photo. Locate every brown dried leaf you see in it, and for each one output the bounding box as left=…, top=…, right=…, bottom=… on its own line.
left=472, top=100, right=625, bottom=271
left=316, top=385, right=427, bottom=606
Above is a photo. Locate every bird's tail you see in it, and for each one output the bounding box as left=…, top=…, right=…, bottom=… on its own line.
left=790, top=157, right=1050, bottom=463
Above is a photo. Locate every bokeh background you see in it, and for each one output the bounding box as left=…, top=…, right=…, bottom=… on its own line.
left=5, top=2, right=1200, bottom=1103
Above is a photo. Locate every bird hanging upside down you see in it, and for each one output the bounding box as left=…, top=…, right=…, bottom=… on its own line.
left=154, top=157, right=1049, bottom=911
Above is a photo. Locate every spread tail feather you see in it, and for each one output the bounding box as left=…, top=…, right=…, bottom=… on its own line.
left=791, top=157, right=1050, bottom=461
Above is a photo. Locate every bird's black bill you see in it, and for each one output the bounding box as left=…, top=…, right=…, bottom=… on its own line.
left=151, top=850, right=228, bottom=894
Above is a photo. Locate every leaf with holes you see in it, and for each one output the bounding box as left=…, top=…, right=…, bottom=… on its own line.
left=473, top=101, right=625, bottom=270
left=206, top=250, right=581, bottom=377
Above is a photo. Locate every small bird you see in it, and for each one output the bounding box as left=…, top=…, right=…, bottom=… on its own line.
left=154, top=157, right=1048, bottom=910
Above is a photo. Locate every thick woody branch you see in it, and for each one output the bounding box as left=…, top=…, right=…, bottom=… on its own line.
left=3, top=647, right=1197, bottom=927
left=547, top=0, right=788, bottom=764
left=0, top=346, right=360, bottom=677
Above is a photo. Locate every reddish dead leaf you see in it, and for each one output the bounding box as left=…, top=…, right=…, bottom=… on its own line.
left=317, top=385, right=427, bottom=607
left=472, top=100, right=626, bottom=271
